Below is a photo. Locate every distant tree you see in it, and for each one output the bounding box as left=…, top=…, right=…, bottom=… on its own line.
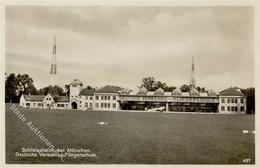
left=241, top=87, right=255, bottom=114
left=5, top=73, right=19, bottom=103
left=5, top=73, right=37, bottom=103
left=140, top=77, right=156, bottom=91
left=38, top=85, right=65, bottom=96
left=180, top=85, right=207, bottom=93
left=65, top=84, right=70, bottom=96
left=196, top=86, right=206, bottom=93
left=85, top=85, right=94, bottom=90
left=180, top=84, right=190, bottom=92
left=16, top=74, right=37, bottom=95
left=140, top=77, right=176, bottom=92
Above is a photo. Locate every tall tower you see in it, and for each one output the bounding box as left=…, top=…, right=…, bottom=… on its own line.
left=50, top=35, right=57, bottom=86
left=190, top=56, right=196, bottom=89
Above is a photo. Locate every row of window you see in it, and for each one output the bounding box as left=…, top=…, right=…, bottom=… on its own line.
left=221, top=98, right=244, bottom=104
left=84, top=102, right=117, bottom=108
left=95, top=95, right=117, bottom=100
left=221, top=106, right=244, bottom=112
left=74, top=95, right=117, bottom=101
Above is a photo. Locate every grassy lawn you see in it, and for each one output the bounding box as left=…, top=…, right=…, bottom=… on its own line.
left=6, top=105, right=255, bottom=164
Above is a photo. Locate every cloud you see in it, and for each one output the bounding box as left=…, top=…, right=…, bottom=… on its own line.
left=5, top=6, right=254, bottom=91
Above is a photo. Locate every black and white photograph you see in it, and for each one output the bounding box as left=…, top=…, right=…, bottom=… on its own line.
left=2, top=1, right=258, bottom=166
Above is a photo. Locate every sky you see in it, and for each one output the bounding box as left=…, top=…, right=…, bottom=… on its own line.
left=5, top=6, right=254, bottom=92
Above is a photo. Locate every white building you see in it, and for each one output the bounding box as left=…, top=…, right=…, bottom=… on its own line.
left=20, top=80, right=247, bottom=114
left=218, top=87, right=246, bottom=114
left=19, top=79, right=121, bottom=111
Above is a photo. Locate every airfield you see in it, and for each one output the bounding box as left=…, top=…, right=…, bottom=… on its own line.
left=6, top=106, right=255, bottom=164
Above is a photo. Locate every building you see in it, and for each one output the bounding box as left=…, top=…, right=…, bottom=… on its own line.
left=218, top=87, right=246, bottom=113
left=119, top=87, right=218, bottom=112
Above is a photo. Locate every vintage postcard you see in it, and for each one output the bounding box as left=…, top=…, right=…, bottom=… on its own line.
left=1, top=0, right=259, bottom=167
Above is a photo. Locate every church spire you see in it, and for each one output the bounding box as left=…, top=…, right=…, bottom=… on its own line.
left=190, top=56, right=196, bottom=89
left=50, top=35, right=57, bottom=86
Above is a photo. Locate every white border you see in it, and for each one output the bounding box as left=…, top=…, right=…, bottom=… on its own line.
left=0, top=0, right=259, bottom=168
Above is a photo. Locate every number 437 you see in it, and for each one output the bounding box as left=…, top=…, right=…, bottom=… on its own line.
left=243, top=158, right=251, bottom=163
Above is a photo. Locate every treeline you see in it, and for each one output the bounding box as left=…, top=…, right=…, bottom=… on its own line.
left=5, top=73, right=94, bottom=103
left=139, top=77, right=206, bottom=92
left=5, top=73, right=255, bottom=114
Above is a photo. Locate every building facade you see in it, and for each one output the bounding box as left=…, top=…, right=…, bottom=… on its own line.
left=218, top=87, right=246, bottom=114
left=19, top=80, right=246, bottom=113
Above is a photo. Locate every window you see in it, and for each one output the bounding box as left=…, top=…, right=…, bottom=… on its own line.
left=240, top=106, right=244, bottom=112
left=85, top=103, right=88, bottom=107
left=90, top=103, right=93, bottom=108
left=221, top=98, right=225, bottom=103
left=108, top=96, right=110, bottom=100
left=113, top=96, right=116, bottom=100
left=61, top=104, right=64, bottom=107
left=227, top=99, right=230, bottom=103
left=95, top=103, right=99, bottom=108
left=101, top=103, right=103, bottom=108
left=113, top=103, right=116, bottom=108
left=241, top=99, right=244, bottom=103
left=234, top=107, right=237, bottom=111
left=234, top=99, right=237, bottom=103
left=104, top=103, right=107, bottom=108
left=90, top=96, right=93, bottom=100
left=108, top=103, right=110, bottom=108
left=101, top=96, right=103, bottom=100
left=231, top=98, right=234, bottom=103
left=96, top=96, right=99, bottom=100
left=104, top=96, right=107, bottom=100
left=231, top=106, right=234, bottom=111
left=26, top=103, right=30, bottom=106
left=227, top=106, right=230, bottom=111
left=221, top=106, right=225, bottom=111
left=38, top=103, right=42, bottom=107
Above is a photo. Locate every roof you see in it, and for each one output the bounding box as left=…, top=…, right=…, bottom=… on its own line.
left=172, top=88, right=181, bottom=96
left=95, top=85, right=122, bottom=93
left=137, top=87, right=147, bottom=95
left=208, top=89, right=218, bottom=97
left=164, top=92, right=172, bottom=96
left=80, top=88, right=95, bottom=96
left=56, top=96, right=69, bottom=102
left=120, top=88, right=132, bottom=95
left=146, top=91, right=154, bottom=96
left=181, top=92, right=190, bottom=96
left=154, top=88, right=164, bottom=96
left=199, top=92, right=208, bottom=97
left=190, top=88, right=199, bottom=96
left=24, top=95, right=45, bottom=101
left=219, top=87, right=244, bottom=96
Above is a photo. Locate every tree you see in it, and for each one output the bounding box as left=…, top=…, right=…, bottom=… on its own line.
left=140, top=77, right=156, bottom=91
left=38, top=85, right=65, bottom=96
left=241, top=87, right=255, bottom=114
left=16, top=74, right=37, bottom=95
left=180, top=84, right=190, bottom=92
left=65, top=84, right=70, bottom=96
left=5, top=73, right=19, bottom=103
left=5, top=73, right=38, bottom=103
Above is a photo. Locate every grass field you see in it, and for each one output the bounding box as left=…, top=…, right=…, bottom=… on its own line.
left=6, top=105, right=255, bottom=164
